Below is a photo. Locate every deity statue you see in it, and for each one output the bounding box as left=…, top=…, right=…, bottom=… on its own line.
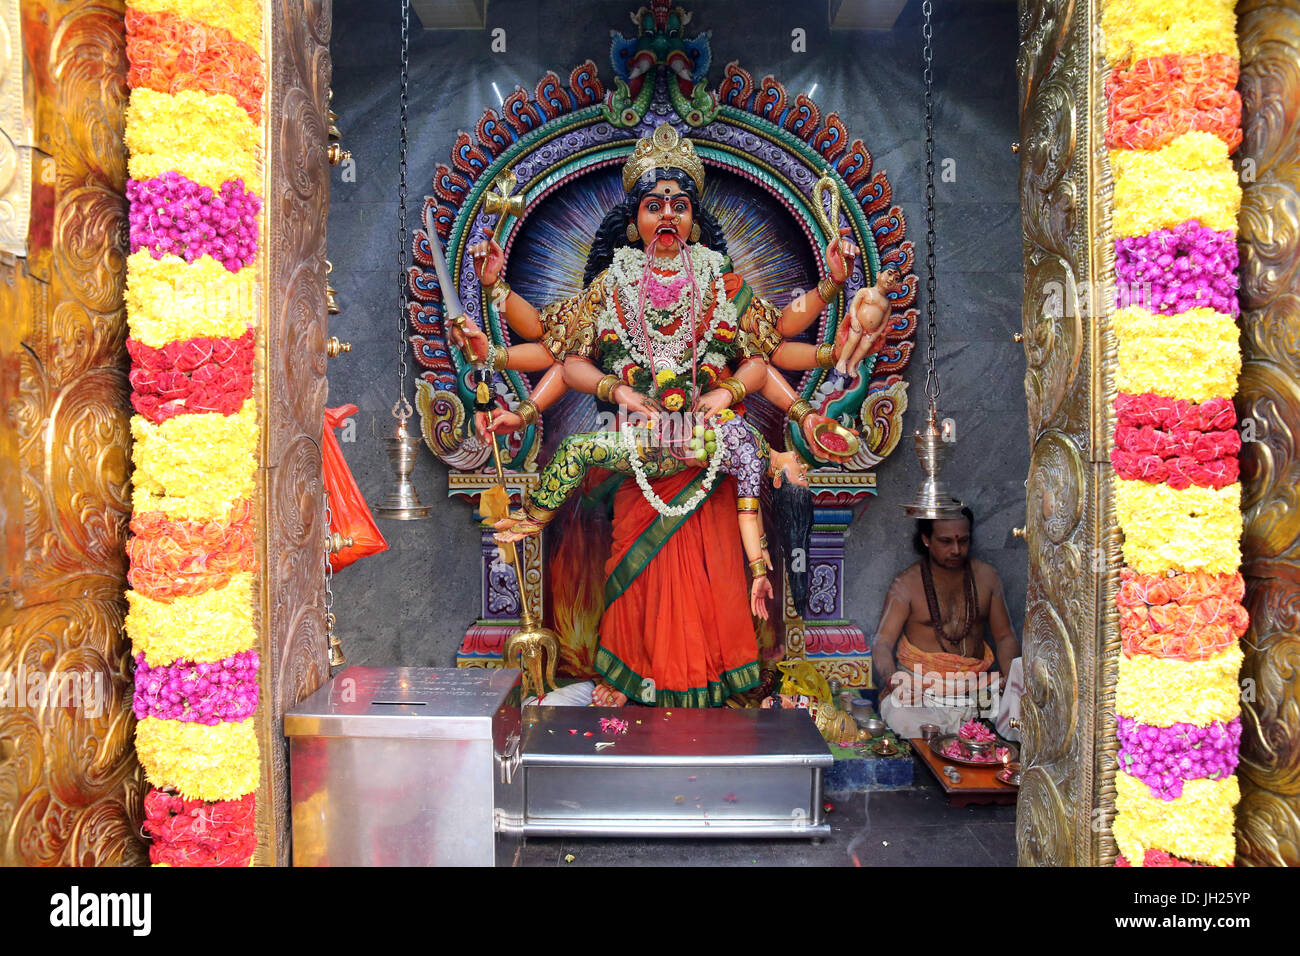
left=451, top=123, right=862, bottom=709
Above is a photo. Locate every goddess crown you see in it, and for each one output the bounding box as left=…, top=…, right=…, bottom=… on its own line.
left=621, top=123, right=706, bottom=194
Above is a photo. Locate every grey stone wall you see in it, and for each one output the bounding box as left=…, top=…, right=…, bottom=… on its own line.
left=324, top=0, right=1026, bottom=668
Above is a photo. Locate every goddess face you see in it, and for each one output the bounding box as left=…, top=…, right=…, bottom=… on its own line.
left=635, top=178, right=694, bottom=254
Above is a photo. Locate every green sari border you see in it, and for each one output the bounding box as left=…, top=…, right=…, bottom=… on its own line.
left=602, top=468, right=722, bottom=609
left=594, top=645, right=761, bottom=708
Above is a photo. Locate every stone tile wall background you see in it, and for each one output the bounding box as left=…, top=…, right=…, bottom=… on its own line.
left=324, top=0, right=1026, bottom=668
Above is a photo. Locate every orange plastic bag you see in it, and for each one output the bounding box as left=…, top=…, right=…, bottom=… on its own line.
left=325, top=404, right=389, bottom=571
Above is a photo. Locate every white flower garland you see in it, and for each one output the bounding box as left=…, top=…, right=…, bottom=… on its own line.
left=621, top=420, right=725, bottom=517
left=601, top=244, right=738, bottom=377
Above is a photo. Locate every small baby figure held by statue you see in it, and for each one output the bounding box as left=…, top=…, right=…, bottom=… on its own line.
left=829, top=268, right=901, bottom=388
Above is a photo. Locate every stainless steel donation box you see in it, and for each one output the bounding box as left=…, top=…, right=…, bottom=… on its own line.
left=284, top=666, right=523, bottom=867
left=520, top=705, right=832, bottom=838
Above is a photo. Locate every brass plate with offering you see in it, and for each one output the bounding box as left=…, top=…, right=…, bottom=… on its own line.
left=810, top=419, right=860, bottom=458
left=929, top=734, right=1019, bottom=768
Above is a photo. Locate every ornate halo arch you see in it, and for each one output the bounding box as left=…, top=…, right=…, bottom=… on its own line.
left=409, top=4, right=917, bottom=476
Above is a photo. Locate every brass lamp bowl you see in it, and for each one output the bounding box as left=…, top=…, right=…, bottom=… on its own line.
left=810, top=419, right=861, bottom=459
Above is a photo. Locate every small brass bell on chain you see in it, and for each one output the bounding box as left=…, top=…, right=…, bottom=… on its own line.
left=327, top=613, right=346, bottom=668
left=326, top=260, right=341, bottom=315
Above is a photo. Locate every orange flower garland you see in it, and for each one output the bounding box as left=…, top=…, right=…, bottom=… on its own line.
left=1106, top=53, right=1242, bottom=153
left=126, top=9, right=266, bottom=122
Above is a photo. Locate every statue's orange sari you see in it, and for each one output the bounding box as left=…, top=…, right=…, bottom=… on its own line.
left=594, top=471, right=761, bottom=707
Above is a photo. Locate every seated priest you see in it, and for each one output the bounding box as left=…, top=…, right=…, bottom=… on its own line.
left=871, top=505, right=1023, bottom=740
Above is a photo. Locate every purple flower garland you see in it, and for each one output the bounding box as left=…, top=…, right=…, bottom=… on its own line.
left=1114, top=220, right=1239, bottom=316
left=1117, top=715, right=1242, bottom=800
left=127, top=171, right=262, bottom=272
left=133, top=650, right=260, bottom=724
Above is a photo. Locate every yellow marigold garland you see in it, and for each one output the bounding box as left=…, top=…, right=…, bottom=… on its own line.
left=1113, top=772, right=1239, bottom=867
left=127, top=572, right=257, bottom=665
left=1115, top=646, right=1243, bottom=726
left=135, top=717, right=261, bottom=802
left=1110, top=132, right=1241, bottom=237
left=125, top=250, right=256, bottom=347
left=131, top=402, right=258, bottom=519
left=1101, top=0, right=1237, bottom=64
left=1115, top=481, right=1242, bottom=574
left=126, top=89, right=261, bottom=192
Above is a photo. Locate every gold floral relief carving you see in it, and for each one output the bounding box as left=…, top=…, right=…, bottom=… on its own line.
left=0, top=0, right=144, bottom=867
left=1018, top=0, right=1111, bottom=866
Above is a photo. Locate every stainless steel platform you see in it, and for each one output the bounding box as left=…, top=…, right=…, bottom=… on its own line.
left=519, top=705, right=832, bottom=838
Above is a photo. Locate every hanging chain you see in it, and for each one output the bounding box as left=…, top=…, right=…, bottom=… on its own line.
left=323, top=490, right=337, bottom=655
left=393, top=0, right=413, bottom=421
left=921, top=0, right=940, bottom=416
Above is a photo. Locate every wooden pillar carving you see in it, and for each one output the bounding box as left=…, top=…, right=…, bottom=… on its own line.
left=254, top=0, right=333, bottom=865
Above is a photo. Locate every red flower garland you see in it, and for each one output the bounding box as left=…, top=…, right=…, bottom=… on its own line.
left=1116, top=393, right=1237, bottom=432
left=127, top=329, right=255, bottom=424
left=143, top=789, right=256, bottom=866
left=1106, top=53, right=1242, bottom=153
left=1116, top=849, right=1217, bottom=867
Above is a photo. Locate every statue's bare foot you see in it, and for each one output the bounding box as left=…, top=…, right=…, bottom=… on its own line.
left=493, top=511, right=544, bottom=543
left=591, top=682, right=628, bottom=707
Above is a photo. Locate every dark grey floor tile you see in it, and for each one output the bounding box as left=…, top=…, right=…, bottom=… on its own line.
left=846, top=822, right=998, bottom=867
left=968, top=822, right=1018, bottom=866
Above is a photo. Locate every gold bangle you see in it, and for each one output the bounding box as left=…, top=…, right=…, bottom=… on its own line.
left=816, top=342, right=835, bottom=369
left=748, top=558, right=768, bottom=577
left=517, top=398, right=539, bottom=427
left=817, top=276, right=842, bottom=302
left=491, top=346, right=509, bottom=372
left=488, top=277, right=511, bottom=310
left=758, top=534, right=768, bottom=550
left=736, top=496, right=761, bottom=512
left=523, top=498, right=557, bottom=525
left=596, top=374, right=621, bottom=403
left=786, top=398, right=814, bottom=425
left=718, top=377, right=747, bottom=404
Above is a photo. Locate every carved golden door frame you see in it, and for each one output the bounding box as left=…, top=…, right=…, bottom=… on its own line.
left=0, top=0, right=145, bottom=867
left=1019, top=0, right=1300, bottom=866
left=1016, top=0, right=1120, bottom=865
left=1235, top=0, right=1300, bottom=868
left=1, top=0, right=331, bottom=865
left=254, top=0, right=333, bottom=867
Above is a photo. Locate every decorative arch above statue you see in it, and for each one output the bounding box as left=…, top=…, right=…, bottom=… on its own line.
left=408, top=2, right=919, bottom=691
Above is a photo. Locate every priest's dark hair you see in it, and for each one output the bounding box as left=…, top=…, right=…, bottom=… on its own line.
left=583, top=167, right=728, bottom=287
left=912, top=503, right=976, bottom=556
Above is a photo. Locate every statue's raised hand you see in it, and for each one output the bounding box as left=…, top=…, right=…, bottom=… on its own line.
left=449, top=314, right=489, bottom=363
left=823, top=226, right=860, bottom=284
left=468, top=228, right=504, bottom=286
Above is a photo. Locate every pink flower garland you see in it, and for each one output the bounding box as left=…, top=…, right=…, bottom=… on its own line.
left=127, top=171, right=262, bottom=271
left=1114, top=221, right=1239, bottom=315
left=1117, top=715, right=1242, bottom=800
left=133, top=650, right=260, bottom=723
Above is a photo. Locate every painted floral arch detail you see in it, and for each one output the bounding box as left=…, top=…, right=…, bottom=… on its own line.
left=408, top=9, right=916, bottom=474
